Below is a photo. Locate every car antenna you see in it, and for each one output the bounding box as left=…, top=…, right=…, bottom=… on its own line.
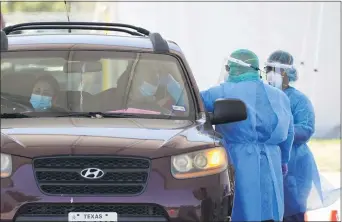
left=64, top=1, right=71, bottom=33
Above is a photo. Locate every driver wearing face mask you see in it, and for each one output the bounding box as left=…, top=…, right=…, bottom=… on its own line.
left=30, top=75, right=60, bottom=111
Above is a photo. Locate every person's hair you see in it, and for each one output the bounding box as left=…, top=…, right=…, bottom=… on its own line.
left=268, top=50, right=294, bottom=65
left=34, top=75, right=60, bottom=96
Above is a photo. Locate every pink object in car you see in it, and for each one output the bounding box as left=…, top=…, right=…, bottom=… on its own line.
left=109, top=108, right=160, bottom=115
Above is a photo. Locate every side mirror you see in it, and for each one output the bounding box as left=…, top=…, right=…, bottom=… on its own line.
left=209, top=99, right=247, bottom=125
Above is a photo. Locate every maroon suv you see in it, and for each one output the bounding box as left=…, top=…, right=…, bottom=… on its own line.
left=0, top=22, right=246, bottom=222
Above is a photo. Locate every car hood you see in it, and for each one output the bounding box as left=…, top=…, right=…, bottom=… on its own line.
left=1, top=117, right=219, bottom=159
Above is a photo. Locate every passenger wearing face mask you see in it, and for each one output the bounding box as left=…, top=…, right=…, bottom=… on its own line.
left=128, top=64, right=185, bottom=113
left=30, top=75, right=60, bottom=111
left=265, top=50, right=323, bottom=222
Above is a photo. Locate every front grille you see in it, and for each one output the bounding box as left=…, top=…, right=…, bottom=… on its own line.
left=33, top=156, right=150, bottom=195
left=36, top=171, right=148, bottom=183
left=16, top=203, right=166, bottom=217
left=34, top=157, right=150, bottom=169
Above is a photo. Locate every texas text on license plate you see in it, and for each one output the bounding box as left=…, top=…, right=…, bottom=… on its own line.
left=68, top=212, right=118, bottom=222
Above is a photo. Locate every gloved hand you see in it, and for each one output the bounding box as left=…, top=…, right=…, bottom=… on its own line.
left=282, top=164, right=288, bottom=176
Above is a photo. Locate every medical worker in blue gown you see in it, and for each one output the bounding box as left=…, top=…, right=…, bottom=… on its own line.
left=200, top=49, right=294, bottom=222
left=265, top=50, right=324, bottom=221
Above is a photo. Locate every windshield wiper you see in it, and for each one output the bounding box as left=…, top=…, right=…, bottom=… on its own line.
left=54, top=112, right=138, bottom=118
left=1, top=112, right=170, bottom=119
left=0, top=113, right=32, bottom=118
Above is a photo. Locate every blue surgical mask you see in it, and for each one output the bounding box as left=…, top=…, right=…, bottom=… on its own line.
left=30, top=94, right=52, bottom=110
left=267, top=71, right=283, bottom=89
left=140, top=81, right=158, bottom=97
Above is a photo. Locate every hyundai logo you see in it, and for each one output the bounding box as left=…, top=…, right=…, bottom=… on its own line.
left=80, top=168, right=105, bottom=179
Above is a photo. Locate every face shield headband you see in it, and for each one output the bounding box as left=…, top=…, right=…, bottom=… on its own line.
left=264, top=62, right=295, bottom=89
left=225, top=57, right=261, bottom=72
left=264, top=61, right=294, bottom=74
left=223, top=57, right=263, bottom=83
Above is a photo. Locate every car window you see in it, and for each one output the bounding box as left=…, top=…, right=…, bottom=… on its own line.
left=69, top=59, right=129, bottom=95
left=1, top=50, right=193, bottom=119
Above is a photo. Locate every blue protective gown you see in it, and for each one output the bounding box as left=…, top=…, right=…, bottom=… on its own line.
left=283, top=86, right=320, bottom=217
left=201, top=79, right=294, bottom=221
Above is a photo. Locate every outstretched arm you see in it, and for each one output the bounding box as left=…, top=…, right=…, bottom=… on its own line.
left=200, top=85, right=223, bottom=112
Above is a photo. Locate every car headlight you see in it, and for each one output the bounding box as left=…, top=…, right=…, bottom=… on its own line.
left=1, top=153, right=12, bottom=178
left=171, top=147, right=228, bottom=179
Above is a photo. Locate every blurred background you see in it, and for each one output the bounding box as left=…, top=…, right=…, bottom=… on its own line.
left=1, top=1, right=340, bottom=219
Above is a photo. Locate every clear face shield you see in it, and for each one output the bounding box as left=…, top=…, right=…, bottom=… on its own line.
left=217, top=57, right=264, bottom=84
left=264, top=62, right=294, bottom=89
left=217, top=57, right=229, bottom=84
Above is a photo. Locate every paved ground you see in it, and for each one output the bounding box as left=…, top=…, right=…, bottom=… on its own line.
left=307, top=172, right=340, bottom=221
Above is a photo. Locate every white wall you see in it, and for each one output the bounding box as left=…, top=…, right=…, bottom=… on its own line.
left=113, top=1, right=340, bottom=136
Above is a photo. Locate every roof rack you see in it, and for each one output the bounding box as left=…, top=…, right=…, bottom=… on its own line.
left=3, top=22, right=150, bottom=36
left=6, top=26, right=144, bottom=37
left=2, top=22, right=170, bottom=53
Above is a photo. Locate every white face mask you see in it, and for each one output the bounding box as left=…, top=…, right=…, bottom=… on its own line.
left=267, top=71, right=283, bottom=89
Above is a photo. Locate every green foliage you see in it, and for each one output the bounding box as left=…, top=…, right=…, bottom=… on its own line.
left=1, top=1, right=67, bottom=13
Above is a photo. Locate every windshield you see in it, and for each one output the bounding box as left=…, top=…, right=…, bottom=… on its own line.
left=1, top=50, right=194, bottom=119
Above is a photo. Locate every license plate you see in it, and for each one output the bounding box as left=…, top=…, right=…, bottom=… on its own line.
left=68, top=212, right=118, bottom=222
